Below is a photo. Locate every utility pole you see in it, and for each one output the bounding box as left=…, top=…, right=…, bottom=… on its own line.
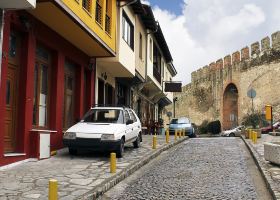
left=173, top=97, right=178, bottom=118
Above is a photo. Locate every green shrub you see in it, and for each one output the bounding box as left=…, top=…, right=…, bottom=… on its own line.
left=242, top=112, right=268, bottom=129
left=207, top=120, right=221, bottom=134
left=198, top=120, right=208, bottom=134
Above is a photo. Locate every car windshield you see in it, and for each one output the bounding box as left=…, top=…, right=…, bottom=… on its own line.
left=82, top=109, right=124, bottom=124
left=170, top=119, right=178, bottom=124
left=170, top=118, right=189, bottom=124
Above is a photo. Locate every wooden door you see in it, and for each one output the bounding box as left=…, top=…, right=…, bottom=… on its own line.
left=63, top=62, right=76, bottom=129
left=4, top=32, right=20, bottom=153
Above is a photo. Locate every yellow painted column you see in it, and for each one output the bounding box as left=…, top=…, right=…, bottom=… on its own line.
left=110, top=153, right=116, bottom=173
left=49, top=179, right=58, bottom=200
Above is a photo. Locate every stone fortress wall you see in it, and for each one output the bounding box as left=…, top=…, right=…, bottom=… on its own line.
left=164, top=31, right=280, bottom=129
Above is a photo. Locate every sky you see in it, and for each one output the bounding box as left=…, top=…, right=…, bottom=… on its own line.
left=140, top=0, right=280, bottom=85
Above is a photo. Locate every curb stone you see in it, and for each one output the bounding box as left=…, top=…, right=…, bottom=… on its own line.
left=78, top=137, right=189, bottom=200
left=241, top=136, right=278, bottom=200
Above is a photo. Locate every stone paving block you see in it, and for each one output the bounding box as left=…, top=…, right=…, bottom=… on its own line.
left=242, top=134, right=280, bottom=200
left=0, top=135, right=187, bottom=200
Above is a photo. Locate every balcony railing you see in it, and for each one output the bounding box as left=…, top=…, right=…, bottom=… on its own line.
left=153, top=66, right=161, bottom=84
left=105, top=14, right=111, bottom=34
left=95, top=1, right=102, bottom=25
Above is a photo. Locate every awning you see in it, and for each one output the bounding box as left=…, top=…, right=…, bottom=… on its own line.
left=158, top=96, right=172, bottom=107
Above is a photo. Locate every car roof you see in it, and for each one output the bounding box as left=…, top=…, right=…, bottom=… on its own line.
left=171, top=117, right=190, bottom=123
left=91, top=107, right=127, bottom=110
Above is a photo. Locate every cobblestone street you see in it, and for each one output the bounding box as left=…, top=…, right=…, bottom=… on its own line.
left=102, top=138, right=270, bottom=200
left=0, top=135, right=186, bottom=200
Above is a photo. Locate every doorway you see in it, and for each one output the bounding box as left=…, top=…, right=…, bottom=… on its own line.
left=223, top=83, right=238, bottom=130
left=4, top=31, right=21, bottom=153
left=98, top=78, right=105, bottom=105
left=63, top=61, right=76, bottom=129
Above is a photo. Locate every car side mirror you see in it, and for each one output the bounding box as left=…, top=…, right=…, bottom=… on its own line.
left=126, top=119, right=133, bottom=125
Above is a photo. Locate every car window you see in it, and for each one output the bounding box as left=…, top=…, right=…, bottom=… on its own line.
left=82, top=109, right=124, bottom=124
left=170, top=119, right=178, bottom=124
left=129, top=110, right=137, bottom=122
left=178, top=118, right=190, bottom=124
left=124, top=110, right=130, bottom=122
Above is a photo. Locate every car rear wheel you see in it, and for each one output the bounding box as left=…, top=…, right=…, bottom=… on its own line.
left=229, top=133, right=235, bottom=137
left=133, top=134, right=141, bottom=148
left=117, top=138, right=125, bottom=158
left=69, top=148, right=77, bottom=155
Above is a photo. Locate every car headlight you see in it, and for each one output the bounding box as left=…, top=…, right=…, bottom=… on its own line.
left=64, top=132, right=76, bottom=139
left=101, top=134, right=115, bottom=141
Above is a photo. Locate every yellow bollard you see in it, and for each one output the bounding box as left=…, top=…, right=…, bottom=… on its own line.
left=254, top=131, right=258, bottom=144
left=166, top=129, right=170, bottom=144
left=183, top=129, right=185, bottom=137
left=49, top=179, right=58, bottom=200
left=110, top=153, right=116, bottom=173
left=175, top=130, right=177, bottom=140
left=153, top=135, right=157, bottom=149
left=179, top=129, right=182, bottom=138
left=249, top=129, right=252, bottom=139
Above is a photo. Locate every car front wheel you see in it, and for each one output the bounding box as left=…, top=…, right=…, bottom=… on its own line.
left=116, top=138, right=125, bottom=158
left=69, top=148, right=77, bottom=155
left=229, top=133, right=235, bottom=137
left=133, top=134, right=141, bottom=148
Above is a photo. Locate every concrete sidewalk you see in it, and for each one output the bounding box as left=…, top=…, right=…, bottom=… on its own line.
left=242, top=134, right=280, bottom=200
left=0, top=135, right=187, bottom=200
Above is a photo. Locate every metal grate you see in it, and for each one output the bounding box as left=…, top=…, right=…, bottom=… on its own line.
left=95, top=1, right=102, bottom=25
left=82, top=0, right=91, bottom=12
left=105, top=14, right=111, bottom=34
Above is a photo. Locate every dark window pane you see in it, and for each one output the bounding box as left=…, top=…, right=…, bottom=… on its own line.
left=67, top=77, right=73, bottom=90
left=6, top=80, right=10, bottom=105
left=36, top=46, right=49, bottom=61
left=33, top=64, right=38, bottom=125
left=9, top=34, right=16, bottom=57
left=41, top=65, right=48, bottom=95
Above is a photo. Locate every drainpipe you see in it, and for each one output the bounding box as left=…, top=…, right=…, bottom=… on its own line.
left=0, top=9, right=4, bottom=88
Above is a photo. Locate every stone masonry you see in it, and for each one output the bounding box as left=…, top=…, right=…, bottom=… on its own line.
left=164, top=31, right=280, bottom=129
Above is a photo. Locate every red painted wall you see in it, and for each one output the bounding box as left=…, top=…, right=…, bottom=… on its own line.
left=0, top=11, right=96, bottom=166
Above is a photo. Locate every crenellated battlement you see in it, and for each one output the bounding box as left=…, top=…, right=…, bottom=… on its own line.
left=168, top=30, right=280, bottom=129
left=192, top=31, right=280, bottom=82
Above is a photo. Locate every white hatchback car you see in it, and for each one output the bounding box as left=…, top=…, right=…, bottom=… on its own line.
left=220, top=126, right=244, bottom=137
left=63, top=106, right=142, bottom=157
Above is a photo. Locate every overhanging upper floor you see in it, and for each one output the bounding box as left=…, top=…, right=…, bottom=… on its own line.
left=29, top=0, right=116, bottom=57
